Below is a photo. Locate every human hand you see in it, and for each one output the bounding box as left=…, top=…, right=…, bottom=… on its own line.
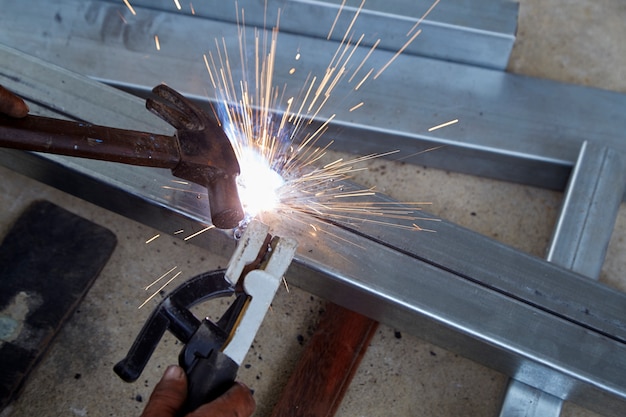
left=140, top=365, right=255, bottom=417
left=0, top=85, right=29, bottom=118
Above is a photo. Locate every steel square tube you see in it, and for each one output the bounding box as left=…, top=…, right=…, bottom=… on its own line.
left=100, top=0, right=518, bottom=70
left=500, top=142, right=626, bottom=416
left=1, top=0, right=625, bottom=192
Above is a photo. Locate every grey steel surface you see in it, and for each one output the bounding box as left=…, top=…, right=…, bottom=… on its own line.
left=499, top=380, right=563, bottom=417
left=499, top=142, right=626, bottom=416
left=1, top=0, right=626, bottom=192
left=547, top=143, right=626, bottom=277
left=2, top=45, right=626, bottom=416
left=103, top=0, right=518, bottom=69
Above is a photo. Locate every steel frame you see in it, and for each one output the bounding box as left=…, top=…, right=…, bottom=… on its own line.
left=1, top=1, right=626, bottom=416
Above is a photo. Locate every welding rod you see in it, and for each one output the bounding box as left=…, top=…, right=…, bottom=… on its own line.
left=0, top=112, right=244, bottom=229
left=0, top=84, right=244, bottom=228
left=0, top=114, right=180, bottom=169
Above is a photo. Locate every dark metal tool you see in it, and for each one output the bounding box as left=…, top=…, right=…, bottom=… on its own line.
left=0, top=84, right=244, bottom=229
left=114, top=220, right=297, bottom=413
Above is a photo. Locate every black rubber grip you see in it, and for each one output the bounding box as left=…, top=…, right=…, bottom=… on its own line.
left=182, top=349, right=239, bottom=414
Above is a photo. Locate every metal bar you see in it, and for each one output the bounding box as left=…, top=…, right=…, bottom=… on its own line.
left=499, top=380, right=563, bottom=417
left=499, top=142, right=626, bottom=415
left=1, top=46, right=626, bottom=416
left=103, top=0, right=518, bottom=70
left=0, top=114, right=180, bottom=169
left=547, top=142, right=626, bottom=276
left=1, top=0, right=625, bottom=192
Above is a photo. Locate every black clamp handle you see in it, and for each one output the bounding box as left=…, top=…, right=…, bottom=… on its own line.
left=114, top=270, right=246, bottom=412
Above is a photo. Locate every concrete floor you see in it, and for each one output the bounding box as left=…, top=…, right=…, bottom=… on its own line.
left=1, top=0, right=626, bottom=416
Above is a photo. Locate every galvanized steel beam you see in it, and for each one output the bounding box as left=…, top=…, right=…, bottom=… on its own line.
left=1, top=0, right=625, bottom=193
left=101, top=0, right=518, bottom=69
left=499, top=142, right=626, bottom=416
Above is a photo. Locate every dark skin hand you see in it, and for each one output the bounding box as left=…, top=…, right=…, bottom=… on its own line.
left=141, top=366, right=255, bottom=417
left=0, top=85, right=29, bottom=118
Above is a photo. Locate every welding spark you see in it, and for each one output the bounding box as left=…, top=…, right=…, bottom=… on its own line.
left=183, top=225, right=215, bottom=241
left=139, top=1, right=454, bottom=300
left=349, top=102, right=364, bottom=112
left=117, top=11, right=128, bottom=24
left=145, top=234, right=160, bottom=244
left=429, top=119, right=459, bottom=132
left=196, top=0, right=447, bottom=236
left=122, top=0, right=136, bottom=16
left=140, top=267, right=182, bottom=309
left=145, top=266, right=178, bottom=291
left=236, top=146, right=285, bottom=217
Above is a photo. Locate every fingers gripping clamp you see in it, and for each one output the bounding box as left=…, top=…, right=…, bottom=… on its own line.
left=114, top=220, right=297, bottom=412
left=113, top=270, right=241, bottom=383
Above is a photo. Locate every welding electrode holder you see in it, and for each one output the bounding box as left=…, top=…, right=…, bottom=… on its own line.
left=146, top=84, right=245, bottom=229
left=113, top=270, right=247, bottom=412
left=0, top=84, right=244, bottom=229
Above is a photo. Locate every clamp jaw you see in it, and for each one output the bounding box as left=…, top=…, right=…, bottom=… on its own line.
left=114, top=220, right=297, bottom=412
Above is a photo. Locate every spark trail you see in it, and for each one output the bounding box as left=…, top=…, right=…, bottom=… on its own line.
left=141, top=0, right=447, bottom=305
left=200, top=0, right=445, bottom=234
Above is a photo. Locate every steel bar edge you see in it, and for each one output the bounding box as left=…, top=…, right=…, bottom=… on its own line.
left=6, top=0, right=626, bottom=193
left=99, top=0, right=518, bottom=70
left=1, top=45, right=626, bottom=416
left=499, top=143, right=626, bottom=416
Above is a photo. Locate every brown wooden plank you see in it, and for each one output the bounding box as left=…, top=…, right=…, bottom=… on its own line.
left=271, top=303, right=378, bottom=417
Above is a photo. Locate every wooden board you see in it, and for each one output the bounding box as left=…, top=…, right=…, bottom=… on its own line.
left=271, top=303, right=378, bottom=417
